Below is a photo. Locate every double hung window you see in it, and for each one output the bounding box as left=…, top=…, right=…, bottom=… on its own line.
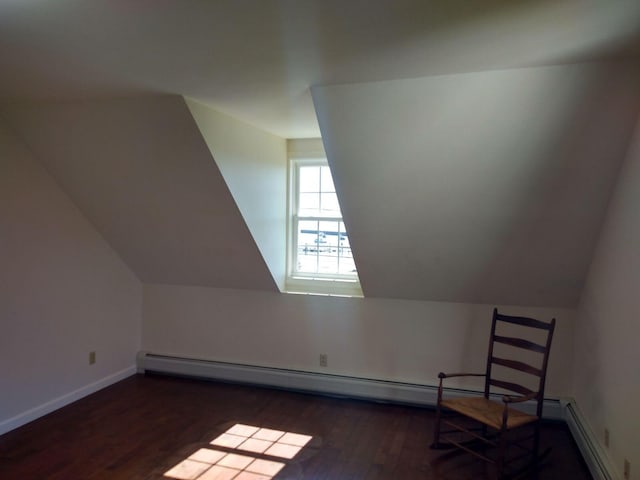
left=287, top=159, right=361, bottom=296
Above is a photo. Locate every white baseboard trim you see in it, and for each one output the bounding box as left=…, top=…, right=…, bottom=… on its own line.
left=136, top=351, right=563, bottom=421
left=0, top=366, right=136, bottom=436
left=562, top=399, right=618, bottom=480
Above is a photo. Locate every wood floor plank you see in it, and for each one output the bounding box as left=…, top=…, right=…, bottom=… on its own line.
left=0, top=374, right=592, bottom=479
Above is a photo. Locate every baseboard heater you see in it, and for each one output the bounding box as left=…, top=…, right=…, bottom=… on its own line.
left=562, top=399, right=616, bottom=480
left=136, top=351, right=562, bottom=421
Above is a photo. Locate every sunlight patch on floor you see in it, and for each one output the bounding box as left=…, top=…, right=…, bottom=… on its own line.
left=164, top=423, right=312, bottom=480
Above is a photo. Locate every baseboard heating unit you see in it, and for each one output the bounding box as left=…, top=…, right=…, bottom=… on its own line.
left=562, top=399, right=616, bottom=480
left=136, top=351, right=562, bottom=421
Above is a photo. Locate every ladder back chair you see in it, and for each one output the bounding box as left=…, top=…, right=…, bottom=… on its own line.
left=432, top=308, right=556, bottom=479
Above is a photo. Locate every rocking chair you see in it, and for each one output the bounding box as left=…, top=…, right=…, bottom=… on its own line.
left=432, top=308, right=556, bottom=479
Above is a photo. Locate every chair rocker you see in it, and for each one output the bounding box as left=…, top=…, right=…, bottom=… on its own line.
left=431, top=308, right=556, bottom=479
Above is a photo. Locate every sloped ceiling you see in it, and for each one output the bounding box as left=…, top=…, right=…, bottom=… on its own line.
left=314, top=62, right=640, bottom=307
left=2, top=96, right=278, bottom=291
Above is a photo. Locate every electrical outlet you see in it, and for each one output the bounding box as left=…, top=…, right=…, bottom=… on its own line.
left=624, top=459, right=630, bottom=480
left=319, top=354, right=328, bottom=367
left=604, top=428, right=610, bottom=448
left=89, top=351, right=96, bottom=365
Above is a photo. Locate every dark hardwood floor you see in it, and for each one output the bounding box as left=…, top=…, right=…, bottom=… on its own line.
left=0, top=374, right=592, bottom=479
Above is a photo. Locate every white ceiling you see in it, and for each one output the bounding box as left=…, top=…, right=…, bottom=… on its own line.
left=1, top=0, right=639, bottom=138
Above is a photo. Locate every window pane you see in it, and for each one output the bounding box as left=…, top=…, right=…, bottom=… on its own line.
left=339, top=222, right=350, bottom=249
left=320, top=166, right=335, bottom=192
left=317, top=221, right=339, bottom=274
left=299, top=166, right=320, bottom=193
left=322, top=222, right=340, bottom=254
left=297, top=253, right=318, bottom=274
left=320, top=192, right=340, bottom=216
left=318, top=220, right=338, bottom=242
left=318, top=254, right=338, bottom=274
left=339, top=256, right=357, bottom=275
left=299, top=192, right=319, bottom=216
left=298, top=220, right=320, bottom=249
left=297, top=220, right=319, bottom=274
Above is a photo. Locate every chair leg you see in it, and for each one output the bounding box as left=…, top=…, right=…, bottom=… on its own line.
left=496, top=430, right=507, bottom=480
left=431, top=402, right=443, bottom=448
left=432, top=379, right=446, bottom=449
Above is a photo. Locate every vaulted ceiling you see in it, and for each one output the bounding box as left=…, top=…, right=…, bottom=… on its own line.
left=2, top=1, right=640, bottom=307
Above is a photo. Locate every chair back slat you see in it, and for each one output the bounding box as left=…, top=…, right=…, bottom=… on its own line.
left=495, top=312, right=553, bottom=330
left=491, top=356, right=542, bottom=377
left=493, top=335, right=546, bottom=353
left=489, top=379, right=535, bottom=397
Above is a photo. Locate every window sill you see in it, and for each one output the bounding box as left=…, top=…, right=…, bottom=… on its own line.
left=284, top=276, right=363, bottom=298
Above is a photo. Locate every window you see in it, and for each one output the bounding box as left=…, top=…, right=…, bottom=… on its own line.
left=286, top=159, right=361, bottom=296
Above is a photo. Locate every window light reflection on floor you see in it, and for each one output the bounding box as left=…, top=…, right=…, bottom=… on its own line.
left=164, top=423, right=313, bottom=480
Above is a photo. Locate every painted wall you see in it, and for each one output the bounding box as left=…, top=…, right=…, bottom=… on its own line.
left=0, top=120, right=142, bottom=433
left=187, top=99, right=288, bottom=290
left=142, top=284, right=575, bottom=398
left=573, top=116, right=640, bottom=479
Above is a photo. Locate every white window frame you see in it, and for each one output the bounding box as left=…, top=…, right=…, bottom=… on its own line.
left=286, top=157, right=362, bottom=297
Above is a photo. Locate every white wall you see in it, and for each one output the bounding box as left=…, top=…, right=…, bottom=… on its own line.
left=0, top=120, right=142, bottom=433
left=187, top=98, right=288, bottom=290
left=143, top=284, right=575, bottom=398
left=573, top=117, right=640, bottom=479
